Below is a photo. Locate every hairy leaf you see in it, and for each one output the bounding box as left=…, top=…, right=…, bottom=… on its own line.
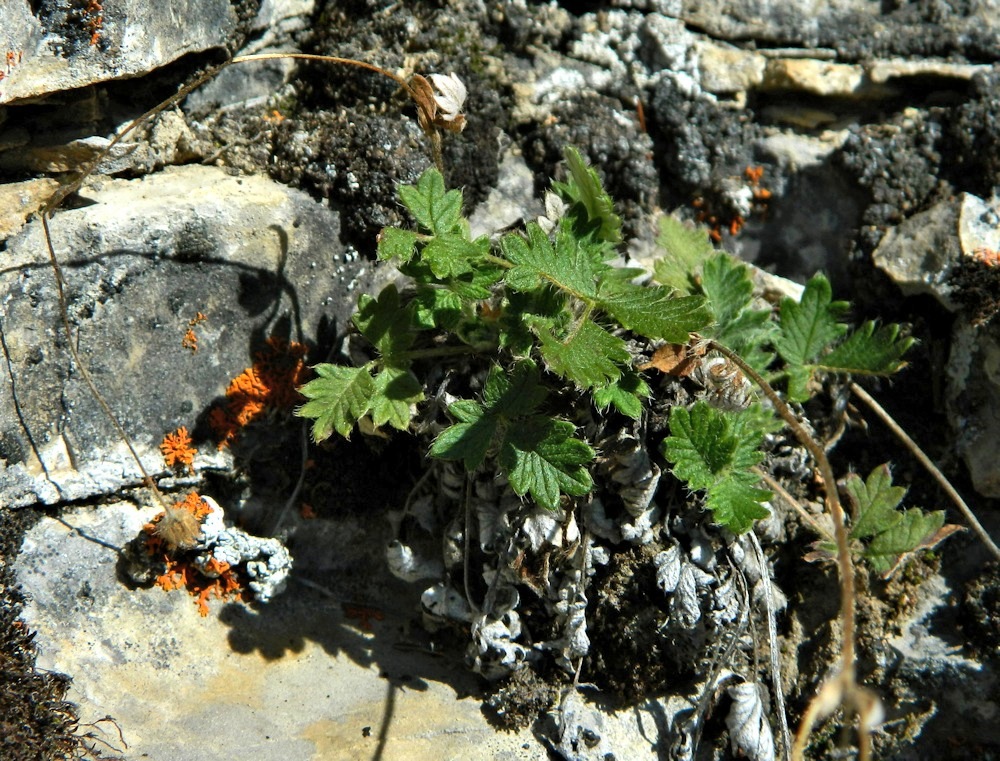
left=370, top=367, right=423, bottom=431
left=422, top=234, right=490, bottom=279
left=662, top=402, right=772, bottom=533
left=700, top=254, right=776, bottom=371
left=843, top=464, right=949, bottom=574
left=398, top=168, right=465, bottom=235
left=653, top=214, right=715, bottom=295
left=775, top=274, right=849, bottom=367
left=552, top=145, right=622, bottom=245
left=501, top=223, right=600, bottom=298
left=598, top=280, right=711, bottom=343
left=377, top=227, right=420, bottom=263
left=501, top=417, right=594, bottom=510
left=593, top=371, right=650, bottom=419
left=296, top=364, right=375, bottom=441
left=353, top=284, right=416, bottom=361
left=534, top=317, right=630, bottom=389
left=412, top=285, right=463, bottom=330
left=818, top=321, right=914, bottom=376
left=429, top=399, right=498, bottom=470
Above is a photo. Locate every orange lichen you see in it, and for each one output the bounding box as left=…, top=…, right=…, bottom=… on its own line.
left=342, top=604, right=385, bottom=631
left=209, top=337, right=310, bottom=448
left=160, top=426, right=196, bottom=471
left=972, top=247, right=1000, bottom=267
left=144, top=493, right=246, bottom=616
left=181, top=312, right=208, bottom=353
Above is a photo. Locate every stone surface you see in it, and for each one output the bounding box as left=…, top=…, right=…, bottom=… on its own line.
left=0, top=164, right=378, bottom=508
left=0, top=0, right=242, bottom=106
left=873, top=193, right=1000, bottom=310
left=15, top=501, right=546, bottom=760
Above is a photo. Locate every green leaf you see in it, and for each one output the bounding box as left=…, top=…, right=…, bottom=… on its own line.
left=370, top=367, right=423, bottom=431
left=482, top=360, right=547, bottom=418
left=844, top=464, right=907, bottom=541
left=653, top=215, right=715, bottom=295
left=775, top=274, right=849, bottom=367
left=296, top=364, right=376, bottom=441
left=501, top=417, right=594, bottom=510
left=534, top=317, right=630, bottom=390
left=398, top=169, right=464, bottom=235
left=701, top=253, right=753, bottom=325
left=429, top=399, right=498, bottom=470
left=501, top=223, right=600, bottom=298
left=864, top=509, right=946, bottom=574
left=377, top=227, right=421, bottom=263
left=593, top=371, right=650, bottom=419
left=552, top=146, right=622, bottom=245
left=412, top=286, right=463, bottom=330
left=818, top=322, right=914, bottom=376
left=662, top=401, right=772, bottom=533
left=422, top=234, right=490, bottom=279
left=353, top=284, right=416, bottom=360
left=843, top=464, right=948, bottom=574
left=598, top=282, right=711, bottom=343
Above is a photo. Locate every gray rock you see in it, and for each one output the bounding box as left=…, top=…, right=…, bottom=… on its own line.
left=0, top=164, right=376, bottom=508
left=0, top=0, right=240, bottom=106
left=15, top=500, right=546, bottom=760
left=873, top=193, right=1000, bottom=310
left=946, top=320, right=1000, bottom=498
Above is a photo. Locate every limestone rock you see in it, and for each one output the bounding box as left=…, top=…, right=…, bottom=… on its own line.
left=873, top=193, right=1000, bottom=310
left=0, top=0, right=240, bottom=106
left=0, top=165, right=375, bottom=508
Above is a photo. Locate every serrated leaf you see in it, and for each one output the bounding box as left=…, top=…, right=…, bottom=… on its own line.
left=534, top=317, right=630, bottom=389
left=482, top=360, right=547, bottom=418
left=422, top=234, right=489, bottom=279
left=818, top=321, right=914, bottom=376
left=653, top=214, right=715, bottom=295
left=500, top=417, right=594, bottom=510
left=662, top=401, right=771, bottom=533
left=353, top=284, right=416, bottom=360
left=429, top=399, right=498, bottom=470
left=412, top=285, right=463, bottom=329
left=296, top=364, right=375, bottom=441
left=398, top=169, right=464, bottom=235
left=699, top=254, right=777, bottom=371
left=552, top=146, right=622, bottom=245
left=702, top=253, right=754, bottom=325
left=775, top=273, right=849, bottom=368
left=844, top=463, right=952, bottom=575
left=370, top=367, right=423, bottom=431
left=864, top=508, right=946, bottom=574
left=844, top=464, right=907, bottom=541
left=593, top=370, right=650, bottom=419
left=598, top=281, right=711, bottom=343
left=377, top=227, right=421, bottom=263
left=501, top=223, right=601, bottom=298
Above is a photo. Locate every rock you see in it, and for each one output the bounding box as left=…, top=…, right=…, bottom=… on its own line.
left=761, top=58, right=874, bottom=98
left=696, top=41, right=766, bottom=96
left=0, top=164, right=378, bottom=508
left=873, top=193, right=1000, bottom=310
left=0, top=177, right=59, bottom=240
left=14, top=501, right=545, bottom=761
left=946, top=320, right=1000, bottom=498
left=0, top=0, right=241, bottom=106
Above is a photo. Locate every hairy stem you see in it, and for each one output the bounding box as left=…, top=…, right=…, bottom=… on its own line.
left=702, top=338, right=861, bottom=757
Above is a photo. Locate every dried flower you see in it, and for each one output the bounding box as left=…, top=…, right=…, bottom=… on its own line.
left=160, top=426, right=196, bottom=470
left=428, top=73, right=467, bottom=131
left=150, top=492, right=209, bottom=550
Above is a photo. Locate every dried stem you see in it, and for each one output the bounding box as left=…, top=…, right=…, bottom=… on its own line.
left=701, top=337, right=864, bottom=759
left=850, top=381, right=1000, bottom=561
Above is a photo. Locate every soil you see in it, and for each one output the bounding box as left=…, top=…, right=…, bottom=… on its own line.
left=4, top=1, right=1000, bottom=759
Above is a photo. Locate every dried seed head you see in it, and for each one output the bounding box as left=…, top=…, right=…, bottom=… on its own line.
left=154, top=506, right=202, bottom=550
